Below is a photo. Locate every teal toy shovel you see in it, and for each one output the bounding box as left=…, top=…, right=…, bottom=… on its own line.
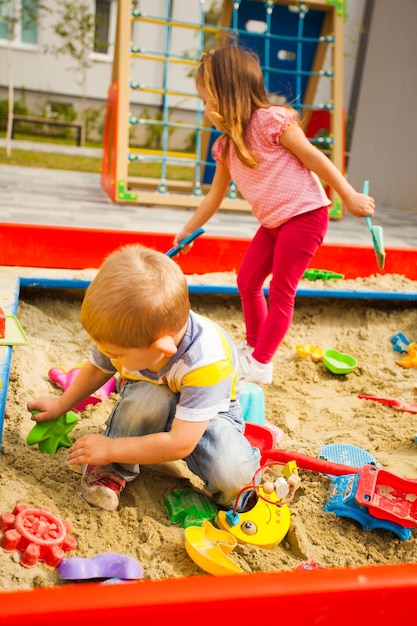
left=363, top=180, right=386, bottom=270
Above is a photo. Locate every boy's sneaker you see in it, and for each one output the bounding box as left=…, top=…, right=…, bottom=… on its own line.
left=80, top=464, right=126, bottom=512
left=238, top=352, right=273, bottom=385
left=235, top=488, right=259, bottom=513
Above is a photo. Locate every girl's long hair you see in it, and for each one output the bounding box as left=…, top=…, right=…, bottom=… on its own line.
left=197, top=44, right=274, bottom=167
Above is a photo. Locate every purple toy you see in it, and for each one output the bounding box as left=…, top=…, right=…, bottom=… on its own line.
left=58, top=553, right=144, bottom=580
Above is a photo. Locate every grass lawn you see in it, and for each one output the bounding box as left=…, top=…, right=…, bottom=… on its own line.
left=0, top=132, right=194, bottom=180
left=0, top=147, right=103, bottom=173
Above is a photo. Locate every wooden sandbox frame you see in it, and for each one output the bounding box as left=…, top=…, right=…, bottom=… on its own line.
left=1, top=222, right=417, bottom=625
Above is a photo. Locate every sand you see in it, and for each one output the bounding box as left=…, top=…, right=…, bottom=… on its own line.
left=1, top=270, right=417, bottom=591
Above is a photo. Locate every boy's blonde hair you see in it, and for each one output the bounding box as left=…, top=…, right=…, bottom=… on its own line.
left=80, top=244, right=190, bottom=348
left=197, top=44, right=297, bottom=167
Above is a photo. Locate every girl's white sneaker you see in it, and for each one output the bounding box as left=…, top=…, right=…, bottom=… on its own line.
left=238, top=352, right=273, bottom=385
left=235, top=340, right=253, bottom=359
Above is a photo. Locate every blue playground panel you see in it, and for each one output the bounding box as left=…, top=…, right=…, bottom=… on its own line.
left=236, top=1, right=325, bottom=100
left=203, top=1, right=327, bottom=183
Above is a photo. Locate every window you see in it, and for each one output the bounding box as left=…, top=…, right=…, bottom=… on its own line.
left=0, top=0, right=38, bottom=45
left=0, top=0, right=13, bottom=40
left=94, top=0, right=110, bottom=54
left=21, top=0, right=37, bottom=43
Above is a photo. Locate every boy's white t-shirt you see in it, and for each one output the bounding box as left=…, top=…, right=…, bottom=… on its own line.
left=90, top=311, right=240, bottom=423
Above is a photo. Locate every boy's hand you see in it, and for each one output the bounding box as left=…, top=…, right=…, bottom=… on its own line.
left=27, top=396, right=66, bottom=422
left=67, top=433, right=113, bottom=466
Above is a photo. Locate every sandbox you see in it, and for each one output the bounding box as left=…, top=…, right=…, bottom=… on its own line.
left=1, top=223, right=417, bottom=625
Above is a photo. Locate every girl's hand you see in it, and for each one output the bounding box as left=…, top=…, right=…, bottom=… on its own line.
left=27, top=396, right=66, bottom=422
left=66, top=434, right=114, bottom=466
left=172, top=230, right=193, bottom=255
left=345, top=191, right=375, bottom=218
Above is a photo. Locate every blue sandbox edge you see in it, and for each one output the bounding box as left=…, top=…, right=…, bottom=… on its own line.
left=1, top=276, right=416, bottom=448
left=0, top=276, right=21, bottom=448
left=18, top=277, right=417, bottom=301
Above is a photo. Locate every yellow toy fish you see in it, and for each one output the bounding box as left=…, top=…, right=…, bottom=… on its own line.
left=216, top=486, right=291, bottom=549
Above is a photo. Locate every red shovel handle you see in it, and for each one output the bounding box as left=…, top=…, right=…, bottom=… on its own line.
left=262, top=448, right=361, bottom=476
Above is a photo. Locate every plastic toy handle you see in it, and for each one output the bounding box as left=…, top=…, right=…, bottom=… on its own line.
left=165, top=228, right=205, bottom=258
left=358, top=394, right=400, bottom=407
left=363, top=181, right=373, bottom=232
left=262, top=448, right=361, bottom=476
left=358, top=394, right=417, bottom=413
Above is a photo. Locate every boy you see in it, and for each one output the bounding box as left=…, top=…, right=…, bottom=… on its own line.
left=27, top=244, right=261, bottom=511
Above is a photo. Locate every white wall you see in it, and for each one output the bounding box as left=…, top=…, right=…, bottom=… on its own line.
left=0, top=0, right=365, bottom=110
left=314, top=0, right=365, bottom=111
left=0, top=0, right=114, bottom=110
left=347, top=0, right=417, bottom=212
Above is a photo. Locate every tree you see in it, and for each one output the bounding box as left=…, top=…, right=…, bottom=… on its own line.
left=183, top=0, right=222, bottom=78
left=0, top=0, right=49, bottom=157
left=48, top=0, right=97, bottom=146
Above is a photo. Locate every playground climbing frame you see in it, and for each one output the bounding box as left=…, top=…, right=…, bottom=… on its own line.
left=101, top=0, right=346, bottom=217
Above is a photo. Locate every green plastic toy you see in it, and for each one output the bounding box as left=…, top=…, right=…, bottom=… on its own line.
left=164, top=488, right=218, bottom=528
left=303, top=269, right=345, bottom=281
left=27, top=411, right=78, bottom=454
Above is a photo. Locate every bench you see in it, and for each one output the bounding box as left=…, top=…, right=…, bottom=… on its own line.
left=11, top=115, right=83, bottom=146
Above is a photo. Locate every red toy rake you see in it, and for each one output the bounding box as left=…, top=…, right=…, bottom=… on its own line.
left=355, top=465, right=417, bottom=528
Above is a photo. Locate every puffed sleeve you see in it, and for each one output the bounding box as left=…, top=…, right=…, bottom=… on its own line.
left=212, top=135, right=226, bottom=165
left=259, top=106, right=299, bottom=146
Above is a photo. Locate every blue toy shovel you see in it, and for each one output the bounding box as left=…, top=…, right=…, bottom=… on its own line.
left=165, top=228, right=205, bottom=258
left=363, top=181, right=386, bottom=270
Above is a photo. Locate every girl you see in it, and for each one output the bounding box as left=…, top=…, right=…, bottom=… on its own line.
left=174, top=44, right=375, bottom=385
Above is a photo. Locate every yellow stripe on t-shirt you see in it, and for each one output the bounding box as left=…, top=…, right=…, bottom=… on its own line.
left=182, top=358, right=231, bottom=388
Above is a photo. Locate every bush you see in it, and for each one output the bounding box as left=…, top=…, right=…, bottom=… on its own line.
left=0, top=99, right=29, bottom=124
left=85, top=105, right=105, bottom=142
left=42, top=102, right=77, bottom=122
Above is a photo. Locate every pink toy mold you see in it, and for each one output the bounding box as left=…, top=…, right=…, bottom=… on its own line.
left=48, top=365, right=117, bottom=411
